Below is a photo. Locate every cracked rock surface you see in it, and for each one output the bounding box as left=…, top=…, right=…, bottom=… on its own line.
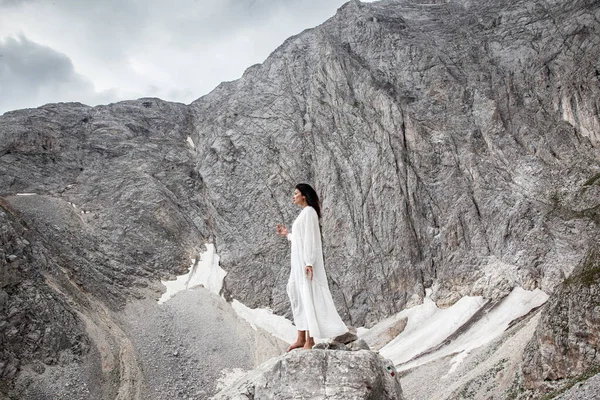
left=189, top=0, right=600, bottom=325
left=522, top=248, right=600, bottom=392
left=213, top=349, right=404, bottom=400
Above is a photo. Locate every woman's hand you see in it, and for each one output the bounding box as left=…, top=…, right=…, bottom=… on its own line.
left=305, top=265, right=313, bottom=280
left=276, top=224, right=288, bottom=237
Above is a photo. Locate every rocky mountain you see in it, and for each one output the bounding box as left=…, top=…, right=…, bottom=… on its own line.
left=1, top=0, right=599, bottom=398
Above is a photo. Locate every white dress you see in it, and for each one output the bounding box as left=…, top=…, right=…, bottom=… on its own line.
left=286, top=206, right=348, bottom=339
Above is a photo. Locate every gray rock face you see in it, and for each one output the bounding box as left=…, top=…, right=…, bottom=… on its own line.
left=189, top=0, right=600, bottom=326
left=0, top=199, right=90, bottom=396
left=522, top=248, right=600, bottom=392
left=0, top=100, right=208, bottom=311
left=555, top=372, right=600, bottom=400
left=362, top=317, right=408, bottom=351
left=213, top=349, right=404, bottom=400
left=0, top=100, right=212, bottom=397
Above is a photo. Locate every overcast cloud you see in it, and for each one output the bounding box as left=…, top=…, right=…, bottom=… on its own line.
left=0, top=0, right=367, bottom=114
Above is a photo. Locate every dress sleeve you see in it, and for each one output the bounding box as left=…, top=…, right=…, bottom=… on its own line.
left=303, top=208, right=320, bottom=267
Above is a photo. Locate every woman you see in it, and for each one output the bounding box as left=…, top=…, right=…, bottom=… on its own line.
left=276, top=183, right=348, bottom=350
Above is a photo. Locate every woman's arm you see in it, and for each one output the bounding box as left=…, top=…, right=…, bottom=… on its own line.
left=302, top=208, right=320, bottom=271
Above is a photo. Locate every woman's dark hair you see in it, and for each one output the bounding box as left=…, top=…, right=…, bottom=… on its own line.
left=296, top=183, right=321, bottom=218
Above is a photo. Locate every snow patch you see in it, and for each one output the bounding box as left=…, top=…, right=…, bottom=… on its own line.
left=381, top=287, right=548, bottom=372
left=186, top=136, right=195, bottom=148
left=357, top=327, right=370, bottom=336
left=158, top=243, right=225, bottom=304
left=445, top=350, right=470, bottom=377
left=231, top=300, right=297, bottom=344
left=158, top=243, right=297, bottom=343
left=379, top=290, right=486, bottom=366
left=16, top=193, right=37, bottom=196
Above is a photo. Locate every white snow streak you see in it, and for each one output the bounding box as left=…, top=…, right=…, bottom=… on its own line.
left=158, top=243, right=225, bottom=304
left=379, top=287, right=548, bottom=372
left=157, top=243, right=298, bottom=344
left=378, top=290, right=486, bottom=366
left=231, top=300, right=298, bottom=344
left=186, top=136, right=195, bottom=148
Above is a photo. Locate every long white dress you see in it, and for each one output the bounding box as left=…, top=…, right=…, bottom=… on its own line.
left=286, top=206, right=348, bottom=339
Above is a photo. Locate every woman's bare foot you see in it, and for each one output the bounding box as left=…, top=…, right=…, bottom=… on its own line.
left=303, top=340, right=315, bottom=350
left=287, top=340, right=306, bottom=352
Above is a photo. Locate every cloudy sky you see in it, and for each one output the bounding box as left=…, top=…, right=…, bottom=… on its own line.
left=0, top=0, right=370, bottom=114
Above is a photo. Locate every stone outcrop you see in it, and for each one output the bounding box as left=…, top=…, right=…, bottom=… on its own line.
left=362, top=317, right=408, bottom=351
left=522, top=247, right=600, bottom=392
left=213, top=349, right=404, bottom=400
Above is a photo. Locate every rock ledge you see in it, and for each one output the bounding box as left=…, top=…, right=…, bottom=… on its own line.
left=213, top=349, right=404, bottom=400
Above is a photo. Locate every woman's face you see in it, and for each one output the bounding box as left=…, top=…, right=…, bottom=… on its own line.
left=293, top=189, right=306, bottom=205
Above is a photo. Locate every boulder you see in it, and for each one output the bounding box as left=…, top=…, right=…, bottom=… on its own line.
left=214, top=349, right=404, bottom=400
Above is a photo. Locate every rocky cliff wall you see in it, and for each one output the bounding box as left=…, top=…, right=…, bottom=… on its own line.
left=189, top=0, right=600, bottom=325
left=0, top=198, right=89, bottom=394
left=0, top=100, right=210, bottom=396
left=522, top=246, right=600, bottom=392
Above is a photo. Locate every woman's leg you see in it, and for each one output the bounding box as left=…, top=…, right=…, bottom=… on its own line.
left=287, top=330, right=307, bottom=351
